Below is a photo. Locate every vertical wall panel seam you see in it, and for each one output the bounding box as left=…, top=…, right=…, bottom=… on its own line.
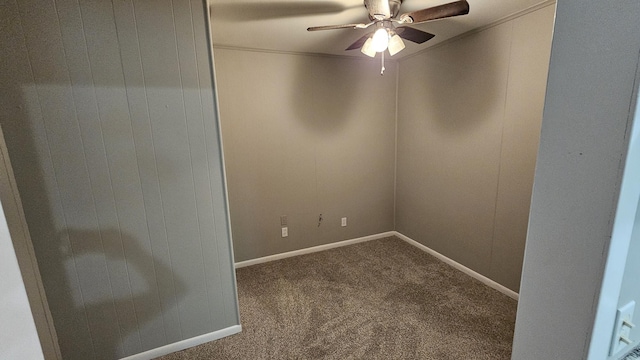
left=170, top=0, right=214, bottom=327
left=308, top=57, right=320, bottom=227
left=22, top=94, right=94, bottom=357
left=108, top=0, right=168, bottom=345
left=79, top=0, right=142, bottom=347
left=72, top=0, right=129, bottom=350
left=311, top=60, right=320, bottom=222
left=46, top=0, right=98, bottom=354
left=74, top=0, right=142, bottom=350
left=15, top=0, right=95, bottom=353
left=130, top=0, right=184, bottom=339
left=393, top=62, right=399, bottom=230
left=188, top=0, right=222, bottom=327
left=489, top=22, right=515, bottom=277
left=0, top=9, right=63, bottom=353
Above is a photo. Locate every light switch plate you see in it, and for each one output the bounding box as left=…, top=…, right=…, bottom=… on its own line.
left=610, top=301, right=636, bottom=356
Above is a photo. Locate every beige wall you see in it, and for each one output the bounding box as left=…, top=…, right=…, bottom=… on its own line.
left=0, top=0, right=238, bottom=358
left=395, top=5, right=555, bottom=291
left=213, top=49, right=397, bottom=261
left=512, top=1, right=640, bottom=357
left=213, top=4, right=553, bottom=289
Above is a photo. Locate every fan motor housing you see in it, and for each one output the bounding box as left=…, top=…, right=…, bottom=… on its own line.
left=365, top=0, right=403, bottom=20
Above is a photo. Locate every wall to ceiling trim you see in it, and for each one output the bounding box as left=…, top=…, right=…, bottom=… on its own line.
left=399, top=0, right=556, bottom=62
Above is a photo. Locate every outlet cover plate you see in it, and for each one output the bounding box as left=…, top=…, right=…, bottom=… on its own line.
left=610, top=300, right=636, bottom=356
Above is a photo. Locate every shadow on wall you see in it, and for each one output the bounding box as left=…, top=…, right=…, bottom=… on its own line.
left=291, top=33, right=374, bottom=134
left=406, top=28, right=505, bottom=133
left=56, top=228, right=186, bottom=359
left=1, top=0, right=225, bottom=358
left=0, top=92, right=187, bottom=359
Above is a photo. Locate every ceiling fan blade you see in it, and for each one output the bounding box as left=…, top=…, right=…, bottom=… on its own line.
left=395, top=26, right=435, bottom=44
left=345, top=33, right=373, bottom=50
left=307, top=22, right=370, bottom=31
left=398, top=0, right=469, bottom=25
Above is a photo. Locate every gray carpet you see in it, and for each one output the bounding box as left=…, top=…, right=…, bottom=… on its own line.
left=158, top=236, right=517, bottom=359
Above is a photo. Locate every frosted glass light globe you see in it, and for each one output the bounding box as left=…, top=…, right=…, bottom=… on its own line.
left=371, top=28, right=389, bottom=53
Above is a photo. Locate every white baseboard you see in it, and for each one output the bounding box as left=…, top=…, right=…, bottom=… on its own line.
left=393, top=232, right=519, bottom=300
left=119, top=231, right=517, bottom=360
left=234, top=231, right=396, bottom=268
left=119, top=325, right=241, bottom=360
left=235, top=230, right=519, bottom=300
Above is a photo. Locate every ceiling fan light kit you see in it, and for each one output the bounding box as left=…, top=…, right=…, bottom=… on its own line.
left=361, top=38, right=377, bottom=57
left=371, top=28, right=390, bottom=52
left=388, top=34, right=405, bottom=56
left=307, top=0, right=470, bottom=73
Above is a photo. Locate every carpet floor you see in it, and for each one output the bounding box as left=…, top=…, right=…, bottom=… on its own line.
left=158, top=236, right=517, bottom=359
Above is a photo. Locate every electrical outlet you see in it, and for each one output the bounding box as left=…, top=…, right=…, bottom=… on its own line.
left=341, top=217, right=347, bottom=227
left=610, top=301, right=636, bottom=356
left=280, top=215, right=287, bottom=226
left=281, top=227, right=288, bottom=238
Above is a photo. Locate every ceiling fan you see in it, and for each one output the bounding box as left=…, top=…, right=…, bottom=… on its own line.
left=307, top=0, right=470, bottom=58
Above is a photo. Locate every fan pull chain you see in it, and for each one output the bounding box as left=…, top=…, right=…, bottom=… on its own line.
left=380, top=51, right=385, bottom=76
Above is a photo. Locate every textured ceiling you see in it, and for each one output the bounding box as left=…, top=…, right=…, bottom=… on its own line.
left=209, top=0, right=553, bottom=59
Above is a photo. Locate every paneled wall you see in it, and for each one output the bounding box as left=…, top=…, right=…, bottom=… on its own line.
left=214, top=49, right=396, bottom=262
left=395, top=4, right=555, bottom=291
left=0, top=0, right=238, bottom=359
